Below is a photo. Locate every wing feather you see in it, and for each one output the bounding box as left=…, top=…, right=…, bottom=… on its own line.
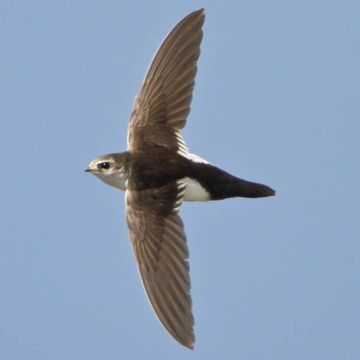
left=127, top=9, right=205, bottom=153
left=125, top=182, right=194, bottom=348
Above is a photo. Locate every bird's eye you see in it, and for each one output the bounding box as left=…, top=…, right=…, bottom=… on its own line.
left=99, top=162, right=110, bottom=170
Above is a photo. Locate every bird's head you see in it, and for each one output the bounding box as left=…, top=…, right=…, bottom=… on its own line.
left=85, top=153, right=128, bottom=190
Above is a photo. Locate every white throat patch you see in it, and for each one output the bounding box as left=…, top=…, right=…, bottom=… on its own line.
left=94, top=172, right=127, bottom=190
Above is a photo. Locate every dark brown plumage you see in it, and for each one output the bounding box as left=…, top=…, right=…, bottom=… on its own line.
left=125, top=9, right=205, bottom=348
left=86, top=8, right=275, bottom=349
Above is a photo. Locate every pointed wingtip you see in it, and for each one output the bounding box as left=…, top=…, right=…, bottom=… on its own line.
left=189, top=8, right=205, bottom=19
left=183, top=338, right=195, bottom=350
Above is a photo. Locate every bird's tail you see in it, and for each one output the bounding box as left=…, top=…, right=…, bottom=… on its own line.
left=188, top=162, right=275, bottom=200
left=230, top=178, right=275, bottom=198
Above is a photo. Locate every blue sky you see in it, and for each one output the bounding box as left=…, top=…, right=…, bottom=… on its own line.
left=1, top=0, right=359, bottom=359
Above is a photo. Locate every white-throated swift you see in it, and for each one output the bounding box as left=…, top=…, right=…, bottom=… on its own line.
left=86, top=9, right=275, bottom=349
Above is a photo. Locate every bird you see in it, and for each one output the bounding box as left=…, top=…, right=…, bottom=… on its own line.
left=86, top=8, right=275, bottom=349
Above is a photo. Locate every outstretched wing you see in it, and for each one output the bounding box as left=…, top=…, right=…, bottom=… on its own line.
left=125, top=180, right=194, bottom=348
left=127, top=9, right=205, bottom=154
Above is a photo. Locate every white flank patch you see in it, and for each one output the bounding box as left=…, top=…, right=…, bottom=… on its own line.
left=182, top=152, right=210, bottom=164
left=183, top=177, right=210, bottom=201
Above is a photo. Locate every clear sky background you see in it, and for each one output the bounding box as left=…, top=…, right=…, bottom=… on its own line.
left=1, top=1, right=359, bottom=359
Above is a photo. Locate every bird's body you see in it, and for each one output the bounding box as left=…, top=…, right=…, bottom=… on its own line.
left=89, top=149, right=274, bottom=200
left=86, top=9, right=275, bottom=349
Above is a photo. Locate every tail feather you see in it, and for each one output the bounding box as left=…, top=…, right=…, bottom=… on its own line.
left=231, top=178, right=275, bottom=199
left=188, top=162, right=275, bottom=200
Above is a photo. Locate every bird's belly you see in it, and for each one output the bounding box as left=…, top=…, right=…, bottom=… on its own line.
left=183, top=177, right=210, bottom=201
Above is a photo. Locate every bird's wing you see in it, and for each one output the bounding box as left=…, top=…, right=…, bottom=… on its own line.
left=125, top=180, right=194, bottom=348
left=127, top=9, right=204, bottom=154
